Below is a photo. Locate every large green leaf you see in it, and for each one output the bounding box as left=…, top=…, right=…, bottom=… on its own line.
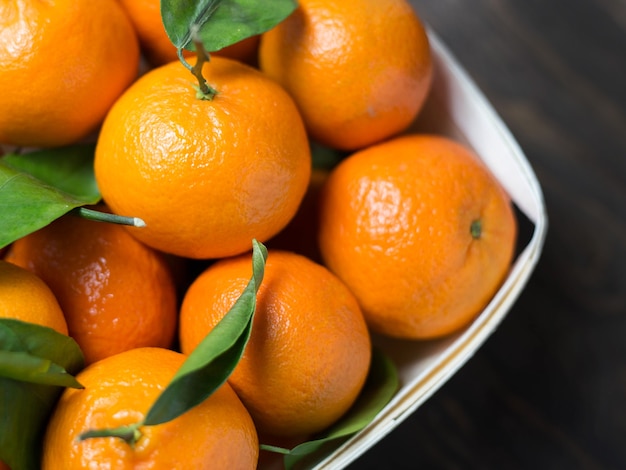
left=161, top=0, right=297, bottom=53
left=0, top=319, right=84, bottom=470
left=0, top=145, right=100, bottom=249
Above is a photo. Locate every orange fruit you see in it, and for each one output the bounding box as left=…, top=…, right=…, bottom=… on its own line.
left=5, top=209, right=177, bottom=365
left=0, top=260, right=68, bottom=335
left=95, top=57, right=311, bottom=259
left=318, top=134, right=517, bottom=339
left=179, top=250, right=371, bottom=438
left=0, top=0, right=139, bottom=147
left=259, top=0, right=432, bottom=151
left=117, top=0, right=260, bottom=66
left=42, top=347, right=258, bottom=469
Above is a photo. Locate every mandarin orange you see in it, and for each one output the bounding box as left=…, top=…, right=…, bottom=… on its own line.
left=259, top=0, right=432, bottom=151
left=318, top=134, right=517, bottom=339
left=0, top=0, right=139, bottom=147
left=0, top=260, right=68, bottom=335
left=179, top=250, right=371, bottom=438
left=42, top=347, right=258, bottom=469
left=95, top=57, right=311, bottom=259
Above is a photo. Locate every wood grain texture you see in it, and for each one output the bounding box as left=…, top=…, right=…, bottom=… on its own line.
left=349, top=1, right=626, bottom=468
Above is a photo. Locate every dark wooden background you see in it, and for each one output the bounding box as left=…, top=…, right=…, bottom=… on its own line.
left=350, top=0, right=626, bottom=468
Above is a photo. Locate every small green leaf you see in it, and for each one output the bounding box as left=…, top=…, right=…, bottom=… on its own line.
left=0, top=319, right=84, bottom=470
left=0, top=351, right=83, bottom=388
left=260, top=348, right=399, bottom=470
left=161, top=0, right=297, bottom=53
left=0, top=145, right=100, bottom=249
left=143, top=239, right=268, bottom=426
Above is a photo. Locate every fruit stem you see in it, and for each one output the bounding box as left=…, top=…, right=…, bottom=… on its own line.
left=73, top=207, right=146, bottom=227
left=186, top=24, right=218, bottom=101
left=470, top=219, right=482, bottom=239
left=78, top=422, right=143, bottom=447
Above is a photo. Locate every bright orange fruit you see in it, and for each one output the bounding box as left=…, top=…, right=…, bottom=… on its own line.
left=95, top=57, right=311, bottom=259
left=0, top=260, right=68, bottom=335
left=179, top=250, right=371, bottom=438
left=0, top=0, right=139, bottom=147
left=318, top=134, right=517, bottom=339
left=259, top=0, right=432, bottom=151
left=42, top=347, right=259, bottom=469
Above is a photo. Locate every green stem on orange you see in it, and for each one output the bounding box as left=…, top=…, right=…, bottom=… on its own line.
left=78, top=422, right=143, bottom=448
left=470, top=219, right=482, bottom=239
left=72, top=207, right=146, bottom=228
left=188, top=24, right=218, bottom=101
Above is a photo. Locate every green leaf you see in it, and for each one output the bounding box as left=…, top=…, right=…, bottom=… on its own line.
left=0, top=319, right=84, bottom=470
left=161, top=0, right=298, bottom=53
left=0, top=145, right=100, bottom=249
left=143, top=239, right=268, bottom=426
left=261, top=348, right=400, bottom=470
left=2, top=145, right=99, bottom=199
left=0, top=319, right=85, bottom=381
left=0, top=351, right=83, bottom=388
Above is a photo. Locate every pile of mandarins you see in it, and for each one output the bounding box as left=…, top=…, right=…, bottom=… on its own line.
left=0, top=0, right=517, bottom=468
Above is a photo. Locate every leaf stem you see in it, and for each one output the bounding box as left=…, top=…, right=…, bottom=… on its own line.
left=188, top=24, right=218, bottom=101
left=73, top=207, right=146, bottom=228
left=78, top=422, right=143, bottom=447
left=259, top=444, right=292, bottom=455
left=177, top=48, right=193, bottom=72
